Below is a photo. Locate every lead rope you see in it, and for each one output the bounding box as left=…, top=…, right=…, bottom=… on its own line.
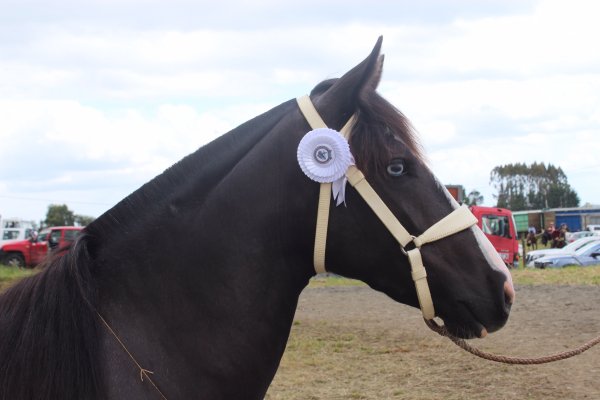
left=96, top=312, right=169, bottom=400
left=425, top=318, right=600, bottom=364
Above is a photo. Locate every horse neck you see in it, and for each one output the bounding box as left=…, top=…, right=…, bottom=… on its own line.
left=92, top=99, right=315, bottom=302
left=91, top=103, right=319, bottom=397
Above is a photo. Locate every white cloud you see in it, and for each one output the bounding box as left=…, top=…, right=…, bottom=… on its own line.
left=426, top=0, right=600, bottom=76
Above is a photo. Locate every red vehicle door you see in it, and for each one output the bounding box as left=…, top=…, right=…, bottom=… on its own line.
left=47, top=228, right=64, bottom=251
left=30, top=229, right=51, bottom=265
left=29, top=227, right=82, bottom=266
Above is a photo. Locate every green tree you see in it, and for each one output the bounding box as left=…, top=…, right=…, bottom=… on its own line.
left=45, top=204, right=75, bottom=226
left=74, top=214, right=95, bottom=226
left=490, top=162, right=579, bottom=210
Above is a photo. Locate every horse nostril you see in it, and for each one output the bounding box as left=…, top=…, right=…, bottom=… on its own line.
left=504, top=281, right=515, bottom=306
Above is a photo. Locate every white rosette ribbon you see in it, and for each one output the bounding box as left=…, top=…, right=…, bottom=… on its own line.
left=297, top=127, right=354, bottom=206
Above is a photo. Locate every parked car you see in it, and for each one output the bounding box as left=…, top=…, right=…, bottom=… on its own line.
left=1, top=227, right=34, bottom=244
left=534, top=241, right=600, bottom=268
left=0, top=218, right=35, bottom=246
left=0, top=226, right=83, bottom=268
left=525, top=236, right=600, bottom=267
left=587, top=225, right=600, bottom=232
left=566, top=230, right=600, bottom=244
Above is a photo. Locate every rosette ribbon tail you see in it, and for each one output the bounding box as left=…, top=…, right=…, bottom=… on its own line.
left=332, top=176, right=348, bottom=206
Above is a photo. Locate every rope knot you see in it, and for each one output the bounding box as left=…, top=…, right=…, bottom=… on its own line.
left=140, top=368, right=154, bottom=382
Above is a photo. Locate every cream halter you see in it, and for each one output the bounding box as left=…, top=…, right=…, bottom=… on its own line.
left=296, top=95, right=477, bottom=320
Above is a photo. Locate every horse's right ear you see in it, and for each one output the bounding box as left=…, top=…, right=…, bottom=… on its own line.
left=311, top=36, right=384, bottom=129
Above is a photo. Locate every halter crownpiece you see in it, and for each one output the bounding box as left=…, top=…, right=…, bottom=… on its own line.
left=296, top=95, right=477, bottom=321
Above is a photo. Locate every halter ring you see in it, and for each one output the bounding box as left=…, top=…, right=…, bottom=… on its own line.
left=400, top=235, right=418, bottom=256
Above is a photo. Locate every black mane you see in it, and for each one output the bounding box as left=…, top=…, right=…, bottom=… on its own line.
left=311, top=78, right=424, bottom=176
left=0, top=235, right=102, bottom=400
left=351, top=90, right=425, bottom=175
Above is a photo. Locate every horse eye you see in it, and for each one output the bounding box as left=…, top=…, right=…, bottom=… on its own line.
left=386, top=159, right=405, bottom=177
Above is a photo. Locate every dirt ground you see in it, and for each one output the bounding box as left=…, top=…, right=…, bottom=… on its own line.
left=265, top=285, right=600, bottom=400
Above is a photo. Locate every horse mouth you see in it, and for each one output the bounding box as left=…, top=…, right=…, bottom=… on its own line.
left=442, top=319, right=487, bottom=339
left=440, top=300, right=509, bottom=339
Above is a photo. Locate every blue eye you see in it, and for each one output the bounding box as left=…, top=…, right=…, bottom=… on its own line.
left=387, top=160, right=405, bottom=177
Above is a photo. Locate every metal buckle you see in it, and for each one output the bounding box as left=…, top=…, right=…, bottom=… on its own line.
left=400, top=235, right=418, bottom=256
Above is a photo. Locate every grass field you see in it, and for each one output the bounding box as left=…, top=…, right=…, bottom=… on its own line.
left=0, top=265, right=36, bottom=291
left=266, top=284, right=600, bottom=400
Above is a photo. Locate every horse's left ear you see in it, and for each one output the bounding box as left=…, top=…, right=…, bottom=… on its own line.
left=311, top=36, right=384, bottom=129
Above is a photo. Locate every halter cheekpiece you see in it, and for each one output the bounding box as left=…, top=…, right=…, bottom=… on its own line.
left=296, top=95, right=478, bottom=321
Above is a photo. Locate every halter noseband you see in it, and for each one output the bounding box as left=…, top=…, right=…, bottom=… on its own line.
left=296, top=95, right=477, bottom=320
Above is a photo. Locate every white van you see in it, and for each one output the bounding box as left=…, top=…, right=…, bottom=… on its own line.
left=0, top=218, right=35, bottom=245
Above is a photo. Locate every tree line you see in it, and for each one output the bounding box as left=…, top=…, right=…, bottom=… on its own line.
left=489, top=162, right=579, bottom=210
left=44, top=204, right=95, bottom=227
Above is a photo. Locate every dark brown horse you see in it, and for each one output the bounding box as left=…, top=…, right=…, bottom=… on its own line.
left=0, top=37, right=513, bottom=400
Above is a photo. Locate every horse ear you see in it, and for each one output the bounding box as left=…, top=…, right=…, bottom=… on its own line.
left=311, top=36, right=384, bottom=129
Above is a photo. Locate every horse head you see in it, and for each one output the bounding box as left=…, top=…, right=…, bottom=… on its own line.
left=293, top=37, right=513, bottom=339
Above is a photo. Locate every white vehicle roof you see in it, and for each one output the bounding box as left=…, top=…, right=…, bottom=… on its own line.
left=536, top=241, right=600, bottom=263
left=574, top=240, right=600, bottom=256
left=527, top=236, right=600, bottom=257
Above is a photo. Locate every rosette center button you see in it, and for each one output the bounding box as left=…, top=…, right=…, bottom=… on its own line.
left=314, top=145, right=333, bottom=164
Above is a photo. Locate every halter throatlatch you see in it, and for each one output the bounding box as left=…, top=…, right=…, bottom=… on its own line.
left=296, top=95, right=477, bottom=320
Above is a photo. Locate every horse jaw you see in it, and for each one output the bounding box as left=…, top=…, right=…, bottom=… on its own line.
left=471, top=225, right=515, bottom=303
left=439, top=181, right=515, bottom=303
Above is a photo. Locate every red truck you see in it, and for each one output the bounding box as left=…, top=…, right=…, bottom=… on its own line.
left=0, top=226, right=83, bottom=268
left=469, top=206, right=519, bottom=269
left=444, top=185, right=519, bottom=268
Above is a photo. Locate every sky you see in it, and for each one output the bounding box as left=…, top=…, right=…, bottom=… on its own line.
left=1, top=0, right=599, bottom=223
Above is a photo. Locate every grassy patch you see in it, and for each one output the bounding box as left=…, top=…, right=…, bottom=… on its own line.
left=0, top=264, right=35, bottom=291
left=511, top=265, right=600, bottom=286
left=267, top=285, right=600, bottom=400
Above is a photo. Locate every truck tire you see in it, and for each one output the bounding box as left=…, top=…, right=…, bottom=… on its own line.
left=4, top=253, right=25, bottom=268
